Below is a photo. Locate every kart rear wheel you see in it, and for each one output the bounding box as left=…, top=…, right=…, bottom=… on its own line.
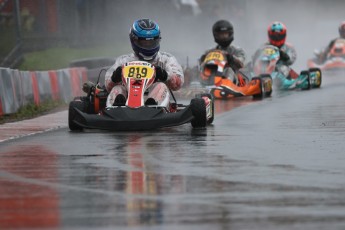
left=68, top=100, right=87, bottom=131
left=259, top=74, right=273, bottom=97
left=190, top=98, right=207, bottom=128
left=253, top=78, right=264, bottom=99
left=195, top=93, right=214, bottom=124
left=309, top=67, right=322, bottom=88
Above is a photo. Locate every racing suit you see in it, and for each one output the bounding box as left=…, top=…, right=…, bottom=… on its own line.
left=199, top=44, right=246, bottom=83
left=105, top=51, right=184, bottom=108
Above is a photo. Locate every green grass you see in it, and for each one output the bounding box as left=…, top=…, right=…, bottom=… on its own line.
left=0, top=100, right=67, bottom=124
left=18, top=44, right=130, bottom=70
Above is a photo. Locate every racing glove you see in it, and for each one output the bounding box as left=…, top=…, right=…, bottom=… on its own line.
left=111, top=66, right=122, bottom=83
left=226, top=53, right=243, bottom=69
left=226, top=53, right=235, bottom=64
left=279, top=49, right=290, bottom=62
left=155, top=66, right=168, bottom=82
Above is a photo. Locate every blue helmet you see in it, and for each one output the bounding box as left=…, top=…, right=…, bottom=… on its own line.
left=130, top=19, right=161, bottom=60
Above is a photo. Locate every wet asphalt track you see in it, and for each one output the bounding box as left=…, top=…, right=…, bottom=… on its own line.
left=1, top=72, right=345, bottom=230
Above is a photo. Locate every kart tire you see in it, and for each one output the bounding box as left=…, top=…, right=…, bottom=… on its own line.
left=195, top=93, right=214, bottom=124
left=259, top=74, right=273, bottom=97
left=300, top=70, right=311, bottom=90
left=190, top=98, right=207, bottom=128
left=309, top=67, right=322, bottom=88
left=68, top=100, right=87, bottom=131
left=253, top=78, right=264, bottom=99
left=265, top=76, right=273, bottom=97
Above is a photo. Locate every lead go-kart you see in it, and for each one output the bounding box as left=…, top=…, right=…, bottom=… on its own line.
left=249, top=45, right=322, bottom=90
left=186, top=49, right=273, bottom=99
left=68, top=61, right=214, bottom=131
left=307, top=38, right=345, bottom=72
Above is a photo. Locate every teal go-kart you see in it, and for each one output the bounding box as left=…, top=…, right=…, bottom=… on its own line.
left=250, top=44, right=322, bottom=90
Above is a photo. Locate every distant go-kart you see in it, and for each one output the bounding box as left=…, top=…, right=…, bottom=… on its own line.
left=252, top=45, right=322, bottom=90
left=198, top=49, right=272, bottom=99
left=307, top=38, right=345, bottom=72
left=68, top=61, right=214, bottom=131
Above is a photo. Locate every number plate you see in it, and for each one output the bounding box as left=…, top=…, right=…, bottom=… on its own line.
left=123, top=61, right=155, bottom=80
left=204, top=51, right=225, bottom=62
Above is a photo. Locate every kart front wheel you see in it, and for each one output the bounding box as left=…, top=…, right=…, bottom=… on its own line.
left=190, top=98, right=207, bottom=128
left=195, top=93, right=214, bottom=124
left=68, top=100, right=87, bottom=131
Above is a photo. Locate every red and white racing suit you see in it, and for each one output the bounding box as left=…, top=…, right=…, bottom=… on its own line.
left=105, top=52, right=184, bottom=108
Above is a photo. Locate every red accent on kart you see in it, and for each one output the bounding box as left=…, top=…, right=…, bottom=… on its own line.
left=169, top=103, right=177, bottom=112
left=127, top=79, right=145, bottom=108
left=94, top=87, right=101, bottom=113
left=237, top=74, right=246, bottom=87
left=289, top=69, right=299, bottom=79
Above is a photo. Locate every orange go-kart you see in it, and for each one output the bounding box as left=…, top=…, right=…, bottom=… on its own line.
left=199, top=49, right=272, bottom=99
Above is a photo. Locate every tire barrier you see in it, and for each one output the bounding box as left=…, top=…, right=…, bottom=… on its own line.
left=0, top=67, right=87, bottom=116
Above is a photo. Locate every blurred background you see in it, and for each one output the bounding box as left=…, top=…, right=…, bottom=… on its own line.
left=0, top=0, right=344, bottom=70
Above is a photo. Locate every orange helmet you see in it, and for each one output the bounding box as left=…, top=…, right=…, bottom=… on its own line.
left=339, top=21, right=345, bottom=38
left=267, top=21, right=287, bottom=48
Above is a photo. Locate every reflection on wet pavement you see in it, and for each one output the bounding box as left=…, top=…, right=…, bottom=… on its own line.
left=1, top=74, right=345, bottom=229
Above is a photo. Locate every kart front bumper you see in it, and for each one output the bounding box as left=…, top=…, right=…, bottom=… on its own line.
left=72, top=106, right=194, bottom=131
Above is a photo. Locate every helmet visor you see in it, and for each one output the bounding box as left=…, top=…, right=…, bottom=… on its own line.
left=269, top=33, right=286, bottom=42
left=134, top=37, right=160, bottom=50
left=214, top=31, right=231, bottom=41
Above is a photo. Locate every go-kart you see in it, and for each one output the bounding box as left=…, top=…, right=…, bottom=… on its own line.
left=197, top=49, right=272, bottom=99
left=307, top=38, right=345, bottom=72
left=68, top=61, right=214, bottom=131
left=251, top=45, right=322, bottom=90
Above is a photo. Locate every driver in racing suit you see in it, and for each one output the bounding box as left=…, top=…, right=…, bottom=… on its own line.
left=252, top=21, right=298, bottom=80
left=104, top=18, right=184, bottom=108
left=315, top=21, right=345, bottom=64
left=199, top=20, right=246, bottom=85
